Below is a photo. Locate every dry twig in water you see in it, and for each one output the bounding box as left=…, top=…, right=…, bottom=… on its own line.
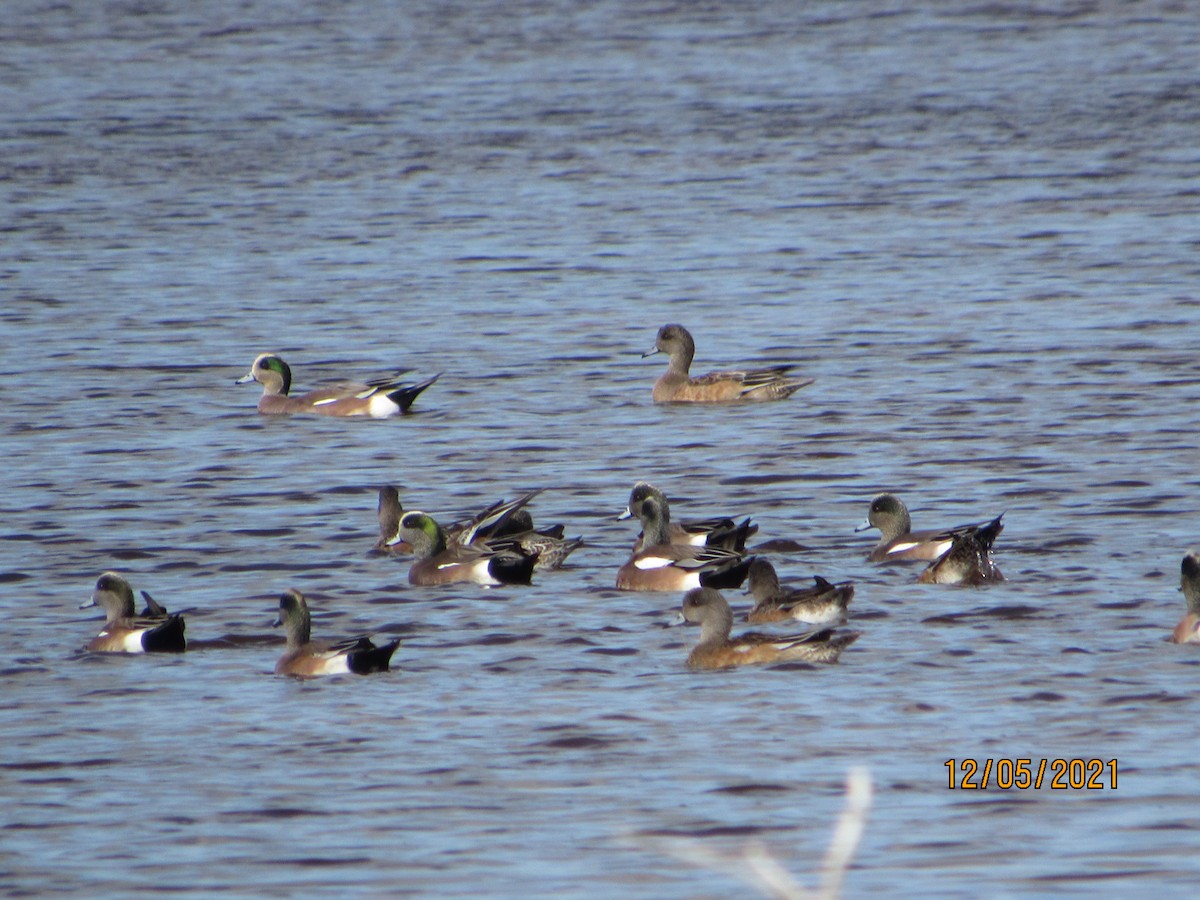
left=658, top=767, right=872, bottom=900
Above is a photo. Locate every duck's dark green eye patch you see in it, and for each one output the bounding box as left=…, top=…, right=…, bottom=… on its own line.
left=260, top=356, right=291, bottom=393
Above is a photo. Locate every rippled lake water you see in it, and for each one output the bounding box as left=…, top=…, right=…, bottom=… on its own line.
left=3, top=1, right=1200, bottom=896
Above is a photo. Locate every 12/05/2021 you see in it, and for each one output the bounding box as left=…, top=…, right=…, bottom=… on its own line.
left=945, top=759, right=1118, bottom=789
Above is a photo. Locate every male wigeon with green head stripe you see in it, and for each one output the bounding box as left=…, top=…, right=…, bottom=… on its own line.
left=237, top=353, right=438, bottom=417
left=390, top=510, right=539, bottom=586
left=378, top=488, right=581, bottom=571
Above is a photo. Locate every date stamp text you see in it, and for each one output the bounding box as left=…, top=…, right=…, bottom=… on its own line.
left=945, top=758, right=1118, bottom=790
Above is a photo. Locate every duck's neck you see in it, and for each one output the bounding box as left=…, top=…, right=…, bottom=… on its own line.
left=105, top=589, right=136, bottom=623
left=698, top=602, right=734, bottom=647
left=639, top=497, right=672, bottom=546
left=666, top=338, right=694, bottom=375
left=747, top=562, right=779, bottom=602
left=288, top=609, right=311, bottom=649
left=1184, top=577, right=1200, bottom=614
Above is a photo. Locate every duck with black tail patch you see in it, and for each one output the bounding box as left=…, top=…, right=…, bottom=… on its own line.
left=81, top=572, right=187, bottom=653
left=616, top=490, right=754, bottom=592
left=391, top=511, right=539, bottom=586
left=273, top=588, right=399, bottom=677
left=236, top=353, right=438, bottom=418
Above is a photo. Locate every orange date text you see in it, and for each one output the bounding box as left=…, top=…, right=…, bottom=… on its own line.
left=944, top=758, right=1118, bottom=790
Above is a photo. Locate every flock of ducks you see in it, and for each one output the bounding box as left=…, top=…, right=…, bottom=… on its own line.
left=78, top=324, right=1200, bottom=675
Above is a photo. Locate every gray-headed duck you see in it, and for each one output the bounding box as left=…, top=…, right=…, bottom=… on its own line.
left=745, top=559, right=854, bottom=626
left=858, top=493, right=1002, bottom=563
left=1171, top=552, right=1200, bottom=644
left=679, top=587, right=859, bottom=670
left=619, top=481, right=757, bottom=552
left=80, top=572, right=186, bottom=653
left=273, top=588, right=399, bottom=677
left=616, top=489, right=753, bottom=591
left=643, top=324, right=813, bottom=403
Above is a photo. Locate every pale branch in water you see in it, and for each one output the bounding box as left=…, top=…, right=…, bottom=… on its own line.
left=654, top=767, right=872, bottom=900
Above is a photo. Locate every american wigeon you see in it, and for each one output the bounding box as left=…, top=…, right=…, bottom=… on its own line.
left=616, top=489, right=753, bottom=591
left=745, top=559, right=854, bottom=626
left=916, top=514, right=1005, bottom=585
left=857, top=493, right=1003, bottom=563
left=617, top=544, right=755, bottom=592
left=273, top=588, right=399, bottom=677
left=1170, top=552, right=1200, bottom=644
left=619, top=481, right=757, bottom=552
left=377, top=487, right=581, bottom=570
left=378, top=487, right=540, bottom=549
left=679, top=587, right=860, bottom=670
left=80, top=572, right=186, bottom=653
left=642, top=324, right=813, bottom=403
left=237, top=353, right=438, bottom=417
left=390, top=511, right=539, bottom=586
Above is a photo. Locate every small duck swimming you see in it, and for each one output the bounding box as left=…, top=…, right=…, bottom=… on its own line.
left=678, top=588, right=859, bottom=670
left=237, top=353, right=438, bottom=417
left=643, top=324, right=812, bottom=403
